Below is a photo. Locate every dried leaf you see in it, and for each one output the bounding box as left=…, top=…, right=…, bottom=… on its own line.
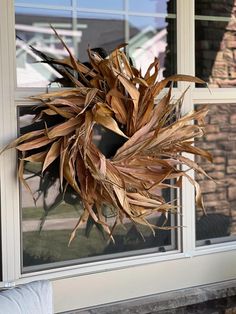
left=42, top=139, right=62, bottom=172
left=94, top=104, right=129, bottom=139
left=16, top=136, right=54, bottom=151
left=23, top=151, right=47, bottom=162
left=47, top=118, right=80, bottom=138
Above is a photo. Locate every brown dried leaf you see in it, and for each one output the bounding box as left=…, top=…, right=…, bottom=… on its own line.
left=152, top=74, right=206, bottom=97
left=47, top=117, right=80, bottom=138
left=23, top=151, right=47, bottom=162
left=42, top=139, right=62, bottom=172
left=16, top=136, right=54, bottom=151
left=94, top=104, right=128, bottom=139
left=1, top=129, right=45, bottom=153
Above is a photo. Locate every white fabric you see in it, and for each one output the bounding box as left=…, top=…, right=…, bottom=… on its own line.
left=0, top=280, right=53, bottom=314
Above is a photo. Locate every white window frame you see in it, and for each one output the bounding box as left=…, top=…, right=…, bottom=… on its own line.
left=0, top=1, right=236, bottom=312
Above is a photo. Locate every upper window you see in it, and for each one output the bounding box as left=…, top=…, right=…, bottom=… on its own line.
left=15, top=0, right=176, bottom=88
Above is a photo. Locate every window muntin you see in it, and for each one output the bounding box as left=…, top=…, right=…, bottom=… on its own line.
left=195, top=103, right=236, bottom=246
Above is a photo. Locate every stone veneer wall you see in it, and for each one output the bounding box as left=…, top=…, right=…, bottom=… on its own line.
left=194, top=0, right=236, bottom=237
left=195, top=0, right=235, bottom=87
left=195, top=103, right=236, bottom=236
left=163, top=1, right=236, bottom=237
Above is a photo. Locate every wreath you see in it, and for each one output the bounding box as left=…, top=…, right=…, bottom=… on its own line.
left=2, top=28, right=212, bottom=244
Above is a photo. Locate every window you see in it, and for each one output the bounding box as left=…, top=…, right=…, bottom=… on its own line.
left=0, top=1, right=236, bottom=312
left=15, top=0, right=178, bottom=272
left=195, top=103, right=236, bottom=245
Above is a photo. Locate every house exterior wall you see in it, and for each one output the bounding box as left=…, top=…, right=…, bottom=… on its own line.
left=195, top=0, right=236, bottom=238
left=196, top=104, right=236, bottom=236
left=0, top=1, right=236, bottom=313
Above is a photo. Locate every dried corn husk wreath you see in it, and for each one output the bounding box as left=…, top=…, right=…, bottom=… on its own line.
left=2, top=28, right=212, bottom=244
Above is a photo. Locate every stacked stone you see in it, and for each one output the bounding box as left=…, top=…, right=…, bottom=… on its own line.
left=196, top=103, right=236, bottom=236
left=195, top=0, right=236, bottom=87
left=195, top=1, right=236, bottom=237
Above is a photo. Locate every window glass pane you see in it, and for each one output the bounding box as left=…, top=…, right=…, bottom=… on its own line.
left=15, top=0, right=72, bottom=6
left=195, top=0, right=236, bottom=87
left=76, top=13, right=125, bottom=62
left=77, top=0, right=123, bottom=11
left=195, top=103, right=236, bottom=245
left=129, top=16, right=176, bottom=79
left=19, top=106, right=177, bottom=271
left=15, top=0, right=178, bottom=270
left=15, top=1, right=176, bottom=88
left=129, top=0, right=176, bottom=14
left=195, top=0, right=233, bottom=17
left=15, top=7, right=74, bottom=88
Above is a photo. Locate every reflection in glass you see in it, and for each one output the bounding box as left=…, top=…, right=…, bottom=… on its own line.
left=18, top=106, right=176, bottom=271
left=15, top=0, right=177, bottom=87
left=195, top=104, right=236, bottom=245
left=129, top=16, right=176, bottom=79
left=195, top=0, right=234, bottom=17
left=76, top=13, right=125, bottom=62
left=195, top=0, right=236, bottom=87
left=78, top=0, right=123, bottom=11
left=15, top=7, right=74, bottom=87
left=129, top=0, right=176, bottom=14
left=15, top=0, right=72, bottom=5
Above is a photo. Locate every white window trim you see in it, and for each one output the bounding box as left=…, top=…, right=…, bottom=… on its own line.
left=1, top=0, right=236, bottom=311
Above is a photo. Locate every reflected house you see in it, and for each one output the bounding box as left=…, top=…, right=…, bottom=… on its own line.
left=129, top=26, right=167, bottom=78
left=15, top=13, right=167, bottom=86
left=15, top=14, right=133, bottom=86
left=16, top=24, right=83, bottom=87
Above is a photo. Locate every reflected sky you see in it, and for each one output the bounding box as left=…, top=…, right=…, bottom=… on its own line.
left=15, top=0, right=72, bottom=6
left=129, top=0, right=169, bottom=14
left=15, top=7, right=72, bottom=17
left=15, top=0, right=174, bottom=14
left=78, top=0, right=123, bottom=10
